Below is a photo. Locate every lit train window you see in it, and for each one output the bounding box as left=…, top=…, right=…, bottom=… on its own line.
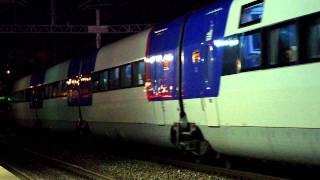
left=133, top=60, right=145, bottom=86
left=268, top=24, right=298, bottom=65
left=109, top=68, right=119, bottom=89
left=240, top=32, right=261, bottom=70
left=120, top=64, right=132, bottom=88
left=308, top=18, right=320, bottom=59
left=100, top=70, right=109, bottom=90
left=239, top=0, right=264, bottom=28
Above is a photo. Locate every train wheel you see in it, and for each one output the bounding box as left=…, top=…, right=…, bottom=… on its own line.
left=76, top=119, right=90, bottom=135
left=191, top=139, right=210, bottom=156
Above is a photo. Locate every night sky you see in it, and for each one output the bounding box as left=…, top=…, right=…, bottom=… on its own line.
left=0, top=0, right=215, bottom=91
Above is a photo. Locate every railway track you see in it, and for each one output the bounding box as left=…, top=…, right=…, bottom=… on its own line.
left=147, top=156, right=288, bottom=180
left=0, top=142, right=113, bottom=180
left=0, top=132, right=291, bottom=179
left=1, top=163, right=34, bottom=180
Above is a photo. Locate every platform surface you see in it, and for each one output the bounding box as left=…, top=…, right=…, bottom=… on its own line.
left=0, top=166, right=18, bottom=180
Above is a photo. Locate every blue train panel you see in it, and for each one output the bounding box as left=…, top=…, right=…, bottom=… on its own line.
left=80, top=52, right=97, bottom=74
left=29, top=70, right=46, bottom=109
left=181, top=0, right=232, bottom=99
left=67, top=52, right=97, bottom=106
left=145, top=17, right=183, bottom=101
left=68, top=58, right=81, bottom=78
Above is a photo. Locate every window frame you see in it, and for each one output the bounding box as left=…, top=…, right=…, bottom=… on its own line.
left=239, top=29, right=263, bottom=72
left=239, top=0, right=264, bottom=28
left=132, top=60, right=146, bottom=87
left=120, top=63, right=133, bottom=89
left=265, top=20, right=299, bottom=68
left=300, top=12, right=320, bottom=63
left=91, top=71, right=101, bottom=92
left=109, top=67, right=120, bottom=90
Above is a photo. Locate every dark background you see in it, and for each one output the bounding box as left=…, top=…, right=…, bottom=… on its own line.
left=0, top=0, right=215, bottom=93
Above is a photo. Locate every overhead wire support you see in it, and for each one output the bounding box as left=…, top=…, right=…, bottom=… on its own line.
left=0, top=24, right=153, bottom=34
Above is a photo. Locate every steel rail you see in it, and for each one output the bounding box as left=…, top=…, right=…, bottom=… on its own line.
left=1, top=142, right=114, bottom=180
left=146, top=156, right=289, bottom=180
left=1, top=163, right=34, bottom=180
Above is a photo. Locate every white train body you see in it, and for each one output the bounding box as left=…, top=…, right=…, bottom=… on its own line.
left=12, top=0, right=320, bottom=165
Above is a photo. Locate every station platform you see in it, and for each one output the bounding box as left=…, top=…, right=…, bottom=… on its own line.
left=0, top=166, right=18, bottom=180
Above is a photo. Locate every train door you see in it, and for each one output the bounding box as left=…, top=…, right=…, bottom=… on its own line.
left=67, top=53, right=96, bottom=131
left=29, top=71, right=45, bottom=127
left=181, top=1, right=232, bottom=126
left=145, top=18, right=183, bottom=125
left=67, top=54, right=95, bottom=107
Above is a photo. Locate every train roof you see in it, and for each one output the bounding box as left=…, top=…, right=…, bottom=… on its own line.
left=44, top=60, right=71, bottom=84
left=13, top=75, right=32, bottom=92
left=95, top=29, right=151, bottom=72
left=225, top=0, right=320, bottom=36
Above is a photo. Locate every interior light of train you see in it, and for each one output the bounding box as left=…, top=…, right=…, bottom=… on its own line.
left=80, top=77, right=92, bottom=82
left=192, top=51, right=201, bottom=63
left=209, top=44, right=213, bottom=51
left=162, top=53, right=173, bottom=70
left=163, top=59, right=170, bottom=70
left=66, top=79, right=71, bottom=85
left=213, top=39, right=239, bottom=47
left=206, top=29, right=213, bottom=41
left=66, top=79, right=80, bottom=86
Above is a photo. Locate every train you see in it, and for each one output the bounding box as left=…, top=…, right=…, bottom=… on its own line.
left=11, top=0, right=320, bottom=165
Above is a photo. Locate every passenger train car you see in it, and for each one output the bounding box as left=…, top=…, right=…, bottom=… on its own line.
left=12, top=0, right=320, bottom=165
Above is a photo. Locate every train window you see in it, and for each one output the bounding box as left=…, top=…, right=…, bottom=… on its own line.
left=120, top=64, right=132, bottom=88
left=57, top=81, right=65, bottom=97
left=44, top=85, right=50, bottom=99
left=133, top=60, right=145, bottom=86
left=239, top=0, right=264, bottom=28
left=109, top=68, right=119, bottom=89
left=100, top=70, right=109, bottom=90
left=40, top=86, right=45, bottom=99
left=222, top=36, right=240, bottom=75
left=307, top=17, right=320, bottom=59
left=49, top=84, right=54, bottom=98
left=268, top=24, right=298, bottom=65
left=61, top=80, right=68, bottom=96
left=49, top=84, right=55, bottom=98
left=240, top=32, right=262, bottom=70
left=53, top=82, right=59, bottom=97
left=92, top=72, right=100, bottom=91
